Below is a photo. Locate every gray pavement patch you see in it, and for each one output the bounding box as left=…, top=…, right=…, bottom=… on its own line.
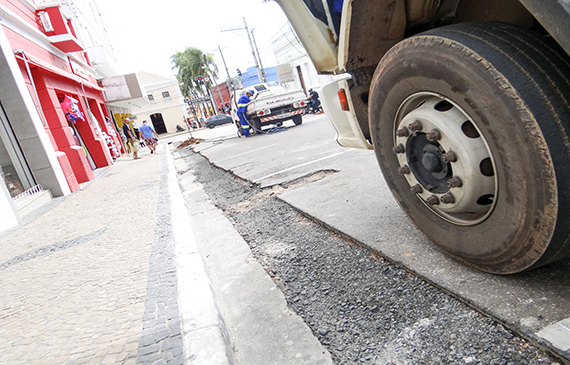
left=0, top=225, right=107, bottom=271
left=536, top=318, right=570, bottom=352
left=254, top=152, right=344, bottom=183
left=136, top=152, right=183, bottom=364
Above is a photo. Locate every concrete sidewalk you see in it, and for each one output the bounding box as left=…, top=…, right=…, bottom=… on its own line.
left=0, top=140, right=331, bottom=364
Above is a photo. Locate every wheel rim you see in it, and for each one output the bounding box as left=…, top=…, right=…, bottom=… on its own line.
left=392, top=93, right=498, bottom=226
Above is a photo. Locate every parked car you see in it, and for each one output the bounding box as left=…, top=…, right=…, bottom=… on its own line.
left=205, top=114, right=232, bottom=128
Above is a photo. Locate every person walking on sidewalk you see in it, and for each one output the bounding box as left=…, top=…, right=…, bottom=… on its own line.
left=123, top=119, right=140, bottom=159
left=138, top=120, right=159, bottom=154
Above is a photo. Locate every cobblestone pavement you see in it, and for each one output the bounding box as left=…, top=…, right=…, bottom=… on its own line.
left=0, top=146, right=183, bottom=365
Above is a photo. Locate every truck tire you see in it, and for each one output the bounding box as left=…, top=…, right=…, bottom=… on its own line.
left=369, top=22, right=570, bottom=274
left=253, top=118, right=262, bottom=133
left=292, top=115, right=303, bottom=125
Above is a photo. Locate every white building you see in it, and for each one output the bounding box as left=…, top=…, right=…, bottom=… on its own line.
left=62, top=0, right=125, bottom=79
left=128, top=72, right=189, bottom=135
left=272, top=28, right=333, bottom=93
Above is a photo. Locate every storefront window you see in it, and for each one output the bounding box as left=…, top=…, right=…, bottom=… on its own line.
left=0, top=142, right=25, bottom=197
left=0, top=102, right=35, bottom=198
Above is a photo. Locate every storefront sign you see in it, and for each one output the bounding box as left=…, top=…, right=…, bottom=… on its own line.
left=69, top=58, right=88, bottom=79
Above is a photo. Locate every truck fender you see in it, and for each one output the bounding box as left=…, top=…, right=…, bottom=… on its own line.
left=320, top=74, right=372, bottom=150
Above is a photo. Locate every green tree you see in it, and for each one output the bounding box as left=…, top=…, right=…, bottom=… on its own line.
left=171, top=47, right=218, bottom=97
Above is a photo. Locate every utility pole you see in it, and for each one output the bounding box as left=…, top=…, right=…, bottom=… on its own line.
left=250, top=28, right=267, bottom=83
left=243, top=18, right=263, bottom=83
left=218, top=45, right=233, bottom=94
left=221, top=17, right=263, bottom=84
left=218, top=45, right=231, bottom=83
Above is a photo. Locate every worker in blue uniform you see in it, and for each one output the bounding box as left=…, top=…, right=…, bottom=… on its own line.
left=237, top=90, right=254, bottom=137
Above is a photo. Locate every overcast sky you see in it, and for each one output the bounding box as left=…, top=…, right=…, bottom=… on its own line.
left=95, top=0, right=291, bottom=80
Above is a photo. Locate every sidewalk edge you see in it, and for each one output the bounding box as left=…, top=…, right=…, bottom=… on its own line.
left=167, top=150, right=236, bottom=365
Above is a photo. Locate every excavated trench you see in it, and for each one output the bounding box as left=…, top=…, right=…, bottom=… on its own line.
left=177, top=146, right=559, bottom=365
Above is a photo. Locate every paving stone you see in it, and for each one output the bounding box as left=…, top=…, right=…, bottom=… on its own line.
left=139, top=344, right=161, bottom=357
left=101, top=352, right=119, bottom=363
left=137, top=352, right=163, bottom=363
left=162, top=337, right=183, bottom=351
left=0, top=148, right=185, bottom=364
left=172, top=354, right=185, bottom=365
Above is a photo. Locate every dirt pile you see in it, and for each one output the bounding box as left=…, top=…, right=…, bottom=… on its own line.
left=176, top=137, right=205, bottom=149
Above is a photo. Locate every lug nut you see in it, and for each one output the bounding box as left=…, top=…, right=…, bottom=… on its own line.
left=426, top=195, right=440, bottom=206
left=440, top=192, right=455, bottom=204
left=410, top=184, right=423, bottom=194
left=441, top=151, right=457, bottom=163
left=426, top=129, right=441, bottom=142
left=447, top=176, right=463, bottom=188
left=408, top=120, right=423, bottom=132
left=396, top=127, right=410, bottom=137
left=398, top=165, right=411, bottom=175
left=393, top=144, right=405, bottom=154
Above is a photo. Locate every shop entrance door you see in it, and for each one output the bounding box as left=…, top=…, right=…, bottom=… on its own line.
left=150, top=113, right=167, bottom=134
left=0, top=100, right=35, bottom=197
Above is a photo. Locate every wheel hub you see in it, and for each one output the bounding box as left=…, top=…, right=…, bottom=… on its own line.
left=422, top=151, right=443, bottom=173
left=393, top=95, right=497, bottom=225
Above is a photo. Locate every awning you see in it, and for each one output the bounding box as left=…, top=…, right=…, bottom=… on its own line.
left=14, top=52, right=104, bottom=92
left=48, top=33, right=84, bottom=53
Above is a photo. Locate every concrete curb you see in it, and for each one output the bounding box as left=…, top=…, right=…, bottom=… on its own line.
left=170, top=148, right=333, bottom=365
left=167, top=151, right=236, bottom=365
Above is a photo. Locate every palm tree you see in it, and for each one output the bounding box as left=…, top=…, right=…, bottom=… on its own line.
left=171, top=47, right=219, bottom=116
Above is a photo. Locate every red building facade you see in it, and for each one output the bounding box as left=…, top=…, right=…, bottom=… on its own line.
left=1, top=0, right=122, bottom=194
left=211, top=81, right=231, bottom=112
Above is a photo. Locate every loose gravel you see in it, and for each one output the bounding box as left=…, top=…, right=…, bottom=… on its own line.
left=177, top=147, right=560, bottom=365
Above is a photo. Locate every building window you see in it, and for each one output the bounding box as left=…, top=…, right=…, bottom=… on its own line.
left=162, top=91, right=171, bottom=102
left=148, top=94, right=155, bottom=105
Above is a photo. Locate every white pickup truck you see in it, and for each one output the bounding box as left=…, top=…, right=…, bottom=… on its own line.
left=231, top=82, right=307, bottom=134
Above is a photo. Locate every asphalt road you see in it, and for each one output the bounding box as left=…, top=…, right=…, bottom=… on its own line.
left=175, top=114, right=570, bottom=362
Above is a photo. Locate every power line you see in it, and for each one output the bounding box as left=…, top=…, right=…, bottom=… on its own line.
left=283, top=23, right=308, bottom=56
left=265, top=21, right=291, bottom=45
left=221, top=18, right=265, bottom=82
left=256, top=21, right=295, bottom=53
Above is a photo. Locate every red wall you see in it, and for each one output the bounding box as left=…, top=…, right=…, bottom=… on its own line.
left=211, top=82, right=231, bottom=111
left=26, top=65, right=115, bottom=188
left=2, top=3, right=116, bottom=192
